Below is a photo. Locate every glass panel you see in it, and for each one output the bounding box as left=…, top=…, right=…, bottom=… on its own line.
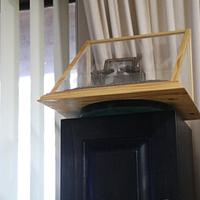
left=58, top=33, right=184, bottom=91
left=180, top=42, right=193, bottom=98
left=58, top=47, right=89, bottom=90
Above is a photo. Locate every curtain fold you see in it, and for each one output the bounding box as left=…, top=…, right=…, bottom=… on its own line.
left=84, top=0, right=104, bottom=40
left=107, top=0, right=124, bottom=57
left=134, top=0, right=156, bottom=79
left=0, top=1, right=19, bottom=200
left=77, top=0, right=91, bottom=48
left=174, top=0, right=185, bottom=29
left=99, top=0, right=110, bottom=39
left=190, top=0, right=200, bottom=106
left=118, top=0, right=137, bottom=56
left=83, top=0, right=110, bottom=70
left=53, top=1, right=69, bottom=199
left=149, top=0, right=159, bottom=33
left=108, top=0, right=122, bottom=37
left=30, top=0, right=44, bottom=199
left=149, top=0, right=163, bottom=78
left=165, top=0, right=177, bottom=66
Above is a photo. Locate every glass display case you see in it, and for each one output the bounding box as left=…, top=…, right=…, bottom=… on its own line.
left=39, top=29, right=200, bottom=120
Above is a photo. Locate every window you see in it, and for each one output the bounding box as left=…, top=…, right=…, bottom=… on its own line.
left=18, top=3, right=76, bottom=200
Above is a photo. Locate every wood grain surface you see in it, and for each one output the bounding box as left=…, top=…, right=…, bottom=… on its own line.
left=39, top=81, right=200, bottom=120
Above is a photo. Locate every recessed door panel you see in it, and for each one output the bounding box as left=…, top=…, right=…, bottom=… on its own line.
left=83, top=139, right=149, bottom=200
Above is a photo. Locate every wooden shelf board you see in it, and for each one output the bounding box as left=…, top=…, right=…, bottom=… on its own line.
left=39, top=81, right=200, bottom=120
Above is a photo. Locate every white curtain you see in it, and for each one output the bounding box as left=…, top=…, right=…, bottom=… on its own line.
left=53, top=0, right=69, bottom=199
left=82, top=0, right=200, bottom=199
left=30, top=1, right=44, bottom=199
left=0, top=1, right=19, bottom=200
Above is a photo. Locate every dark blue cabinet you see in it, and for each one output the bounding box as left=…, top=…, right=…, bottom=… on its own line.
left=61, top=107, right=195, bottom=200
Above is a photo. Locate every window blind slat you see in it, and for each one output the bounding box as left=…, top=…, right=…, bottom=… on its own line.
left=30, top=0, right=44, bottom=199
left=0, top=1, right=19, bottom=200
left=53, top=1, right=69, bottom=199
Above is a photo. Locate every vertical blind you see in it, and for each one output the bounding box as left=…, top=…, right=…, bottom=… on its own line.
left=30, top=0, right=44, bottom=200
left=0, top=1, right=19, bottom=200
left=53, top=0, right=69, bottom=200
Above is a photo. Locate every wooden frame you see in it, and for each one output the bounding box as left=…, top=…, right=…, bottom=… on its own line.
left=171, top=29, right=191, bottom=81
left=39, top=29, right=200, bottom=120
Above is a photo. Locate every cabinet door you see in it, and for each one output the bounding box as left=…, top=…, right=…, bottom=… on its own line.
left=61, top=111, right=178, bottom=200
left=83, top=139, right=150, bottom=200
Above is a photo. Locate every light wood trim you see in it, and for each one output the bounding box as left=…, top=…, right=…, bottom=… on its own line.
left=40, top=81, right=181, bottom=101
left=70, top=40, right=90, bottom=66
left=39, top=81, right=200, bottom=120
left=40, top=87, right=200, bottom=120
left=171, top=29, right=191, bottom=81
left=89, top=30, right=185, bottom=45
left=50, top=41, right=90, bottom=93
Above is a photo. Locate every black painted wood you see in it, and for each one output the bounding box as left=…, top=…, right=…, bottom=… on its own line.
left=61, top=110, right=195, bottom=200
left=20, top=0, right=75, bottom=10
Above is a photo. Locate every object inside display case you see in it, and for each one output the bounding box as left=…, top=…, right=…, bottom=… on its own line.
left=91, top=55, right=145, bottom=86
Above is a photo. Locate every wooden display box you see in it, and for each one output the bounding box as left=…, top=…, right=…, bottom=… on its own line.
left=39, top=29, right=200, bottom=120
